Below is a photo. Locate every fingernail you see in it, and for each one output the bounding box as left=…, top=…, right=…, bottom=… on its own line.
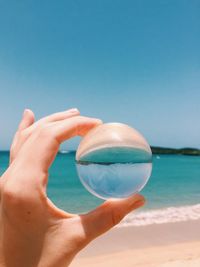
left=23, top=109, right=29, bottom=118
left=69, top=108, right=79, bottom=113
left=96, top=119, right=103, bottom=124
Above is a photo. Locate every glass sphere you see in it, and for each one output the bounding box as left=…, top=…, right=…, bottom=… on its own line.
left=76, top=123, right=152, bottom=199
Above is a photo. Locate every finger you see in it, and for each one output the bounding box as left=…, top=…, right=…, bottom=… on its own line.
left=13, top=116, right=103, bottom=185
left=10, top=109, right=80, bottom=166
left=18, top=109, right=35, bottom=131
left=80, top=194, right=145, bottom=242
left=10, top=109, right=35, bottom=164
left=43, top=108, right=80, bottom=122
left=26, top=108, right=80, bottom=133
left=52, top=115, right=103, bottom=143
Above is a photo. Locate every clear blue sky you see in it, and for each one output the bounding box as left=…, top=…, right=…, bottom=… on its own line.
left=0, top=0, right=200, bottom=150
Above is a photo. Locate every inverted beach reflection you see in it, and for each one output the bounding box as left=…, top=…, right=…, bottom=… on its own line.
left=76, top=162, right=152, bottom=199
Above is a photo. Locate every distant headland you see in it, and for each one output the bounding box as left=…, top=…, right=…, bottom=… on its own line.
left=151, top=146, right=200, bottom=156
left=0, top=147, right=200, bottom=156
left=58, top=147, right=200, bottom=156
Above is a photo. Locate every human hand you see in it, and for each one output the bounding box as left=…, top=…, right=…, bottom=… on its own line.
left=0, top=109, right=145, bottom=267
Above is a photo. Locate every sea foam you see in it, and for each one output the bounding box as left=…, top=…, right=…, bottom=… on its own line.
left=119, top=203, right=200, bottom=227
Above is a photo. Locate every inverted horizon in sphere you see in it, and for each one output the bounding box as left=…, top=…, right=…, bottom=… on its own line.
left=76, top=123, right=152, bottom=162
left=76, top=122, right=152, bottom=199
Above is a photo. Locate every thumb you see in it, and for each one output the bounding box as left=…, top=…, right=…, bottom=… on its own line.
left=81, top=194, right=145, bottom=242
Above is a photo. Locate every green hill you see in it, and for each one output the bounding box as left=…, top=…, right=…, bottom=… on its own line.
left=151, top=146, right=200, bottom=156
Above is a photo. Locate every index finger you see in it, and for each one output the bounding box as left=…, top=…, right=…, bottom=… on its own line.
left=17, top=116, right=103, bottom=173
left=52, top=116, right=103, bottom=143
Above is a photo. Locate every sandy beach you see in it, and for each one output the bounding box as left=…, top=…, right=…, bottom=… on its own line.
left=71, top=219, right=200, bottom=267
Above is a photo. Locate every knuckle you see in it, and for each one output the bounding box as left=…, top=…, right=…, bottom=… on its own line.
left=1, top=176, right=30, bottom=207
left=37, top=125, right=54, bottom=140
left=110, top=208, right=124, bottom=226
left=13, top=130, right=26, bottom=144
left=33, top=125, right=59, bottom=151
left=100, top=201, right=125, bottom=226
left=19, top=129, right=27, bottom=139
left=2, top=183, right=22, bottom=206
left=1, top=179, right=43, bottom=211
left=1, top=184, right=45, bottom=223
left=102, top=202, right=124, bottom=226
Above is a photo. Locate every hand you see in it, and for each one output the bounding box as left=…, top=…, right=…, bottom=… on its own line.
left=0, top=109, right=145, bottom=267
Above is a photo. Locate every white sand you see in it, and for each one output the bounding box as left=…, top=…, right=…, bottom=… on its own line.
left=71, top=220, right=200, bottom=267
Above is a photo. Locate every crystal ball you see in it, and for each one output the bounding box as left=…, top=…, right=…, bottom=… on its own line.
left=76, top=123, right=152, bottom=199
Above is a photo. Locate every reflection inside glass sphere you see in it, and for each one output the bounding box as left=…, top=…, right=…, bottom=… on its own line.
left=76, top=161, right=152, bottom=199
left=76, top=123, right=152, bottom=200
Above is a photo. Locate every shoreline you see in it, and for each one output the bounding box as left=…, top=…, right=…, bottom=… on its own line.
left=118, top=203, right=200, bottom=227
left=2, top=149, right=200, bottom=156
left=71, top=219, right=200, bottom=267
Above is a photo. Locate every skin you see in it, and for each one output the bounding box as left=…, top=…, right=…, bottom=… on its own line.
left=0, top=108, right=145, bottom=267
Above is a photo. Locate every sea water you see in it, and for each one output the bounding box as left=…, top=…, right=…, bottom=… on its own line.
left=76, top=162, right=152, bottom=199
left=1, top=151, right=200, bottom=225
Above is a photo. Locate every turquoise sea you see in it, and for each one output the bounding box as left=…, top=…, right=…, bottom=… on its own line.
left=0, top=151, right=200, bottom=225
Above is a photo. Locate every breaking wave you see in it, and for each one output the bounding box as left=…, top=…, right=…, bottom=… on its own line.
left=119, top=204, right=200, bottom=227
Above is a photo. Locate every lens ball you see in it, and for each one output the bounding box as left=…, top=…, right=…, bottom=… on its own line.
left=76, top=123, right=152, bottom=199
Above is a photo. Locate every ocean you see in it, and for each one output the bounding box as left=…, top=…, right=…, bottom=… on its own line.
left=0, top=151, right=200, bottom=226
